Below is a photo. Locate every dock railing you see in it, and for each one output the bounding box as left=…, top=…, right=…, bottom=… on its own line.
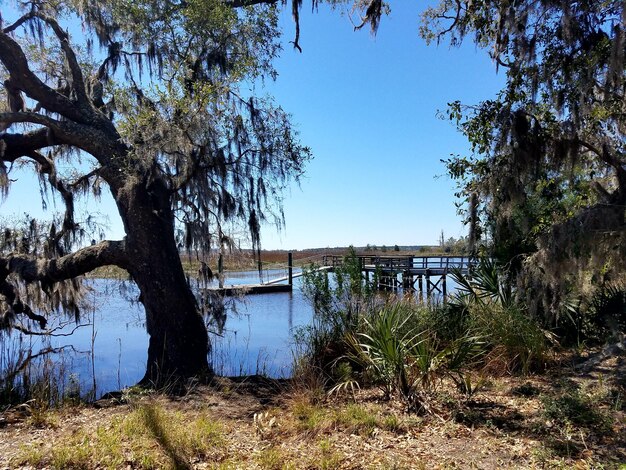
left=322, top=255, right=477, bottom=275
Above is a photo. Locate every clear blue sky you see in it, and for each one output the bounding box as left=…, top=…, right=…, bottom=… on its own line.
left=1, top=2, right=504, bottom=250
left=258, top=3, right=504, bottom=249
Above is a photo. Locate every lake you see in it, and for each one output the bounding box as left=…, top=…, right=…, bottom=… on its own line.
left=0, top=263, right=461, bottom=399
left=0, top=270, right=314, bottom=399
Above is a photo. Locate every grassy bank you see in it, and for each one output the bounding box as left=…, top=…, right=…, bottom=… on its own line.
left=2, top=254, right=626, bottom=468
left=1, top=359, right=624, bottom=469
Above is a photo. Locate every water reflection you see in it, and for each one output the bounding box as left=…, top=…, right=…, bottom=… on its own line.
left=1, top=274, right=314, bottom=398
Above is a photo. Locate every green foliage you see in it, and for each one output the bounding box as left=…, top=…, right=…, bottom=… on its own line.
left=424, top=0, right=626, bottom=322
left=450, top=258, right=513, bottom=308
left=567, top=282, right=626, bottom=345
left=346, top=303, right=419, bottom=398
left=543, top=387, right=613, bottom=433
left=451, top=371, right=488, bottom=399
left=341, top=301, right=485, bottom=410
left=450, top=259, right=549, bottom=373
left=297, top=247, right=378, bottom=376
left=334, top=404, right=379, bottom=437
left=555, top=278, right=626, bottom=347
left=299, top=253, right=547, bottom=411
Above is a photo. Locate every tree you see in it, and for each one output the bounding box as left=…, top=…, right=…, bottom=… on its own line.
left=0, top=0, right=312, bottom=387
left=419, top=0, right=626, bottom=320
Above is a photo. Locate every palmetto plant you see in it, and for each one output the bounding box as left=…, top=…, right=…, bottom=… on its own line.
left=449, top=258, right=549, bottom=373
left=450, top=258, right=514, bottom=309
left=341, top=303, right=484, bottom=410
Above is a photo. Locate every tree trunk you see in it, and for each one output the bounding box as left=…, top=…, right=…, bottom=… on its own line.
left=115, top=176, right=211, bottom=387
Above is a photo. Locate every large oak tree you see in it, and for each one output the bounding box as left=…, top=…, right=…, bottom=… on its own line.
left=0, top=0, right=314, bottom=387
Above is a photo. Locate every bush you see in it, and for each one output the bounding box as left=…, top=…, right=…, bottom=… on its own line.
left=468, top=303, right=547, bottom=373
left=297, top=254, right=549, bottom=411
left=449, top=259, right=549, bottom=373
left=561, top=282, right=626, bottom=345
left=296, top=247, right=380, bottom=382
left=340, top=301, right=484, bottom=411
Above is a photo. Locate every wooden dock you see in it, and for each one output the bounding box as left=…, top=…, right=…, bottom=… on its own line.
left=207, top=265, right=335, bottom=296
left=322, top=255, right=476, bottom=296
left=207, top=283, right=293, bottom=296
left=206, top=253, right=475, bottom=297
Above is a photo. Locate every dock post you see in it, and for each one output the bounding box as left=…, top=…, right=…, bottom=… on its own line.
left=442, top=275, right=447, bottom=296
left=402, top=271, right=411, bottom=291
left=288, top=252, right=293, bottom=286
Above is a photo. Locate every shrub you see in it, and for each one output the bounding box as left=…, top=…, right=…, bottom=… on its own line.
left=297, top=247, right=380, bottom=380
left=450, top=259, right=549, bottom=373
left=542, top=385, right=614, bottom=433
left=341, top=302, right=484, bottom=411
left=561, top=282, right=626, bottom=345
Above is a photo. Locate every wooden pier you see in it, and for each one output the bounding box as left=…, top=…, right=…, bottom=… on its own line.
left=208, top=283, right=293, bottom=296
left=207, top=265, right=334, bottom=296
left=207, top=253, right=475, bottom=297
left=322, top=255, right=476, bottom=296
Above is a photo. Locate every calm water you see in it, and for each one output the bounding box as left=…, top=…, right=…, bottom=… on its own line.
left=1, top=270, right=314, bottom=398
left=1, top=261, right=463, bottom=398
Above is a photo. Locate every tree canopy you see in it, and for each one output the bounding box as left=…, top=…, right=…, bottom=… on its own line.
left=419, top=0, right=626, bottom=320
left=0, top=0, right=320, bottom=385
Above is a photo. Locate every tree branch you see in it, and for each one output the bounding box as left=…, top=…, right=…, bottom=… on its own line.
left=3, top=240, right=129, bottom=284
left=225, top=0, right=279, bottom=7
left=2, top=11, right=36, bottom=34
left=0, top=30, right=87, bottom=123
left=0, top=128, right=50, bottom=161
left=13, top=322, right=88, bottom=337
left=69, top=167, right=102, bottom=190
left=35, top=14, right=90, bottom=108
left=436, top=0, right=463, bottom=39
left=579, top=138, right=626, bottom=203
left=0, top=111, right=64, bottom=130
left=0, top=113, right=126, bottom=170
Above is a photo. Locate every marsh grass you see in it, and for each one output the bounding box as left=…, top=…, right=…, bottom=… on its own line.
left=0, top=339, right=96, bottom=415
left=14, top=401, right=225, bottom=469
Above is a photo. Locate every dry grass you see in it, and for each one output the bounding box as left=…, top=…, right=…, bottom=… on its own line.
left=10, top=400, right=224, bottom=469
left=1, top=356, right=624, bottom=469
